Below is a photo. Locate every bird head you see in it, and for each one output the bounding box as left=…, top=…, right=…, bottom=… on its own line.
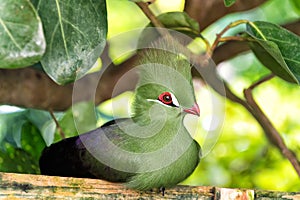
left=132, top=46, right=200, bottom=124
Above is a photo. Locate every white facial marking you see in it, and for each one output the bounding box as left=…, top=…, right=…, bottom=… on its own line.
left=170, top=92, right=179, bottom=107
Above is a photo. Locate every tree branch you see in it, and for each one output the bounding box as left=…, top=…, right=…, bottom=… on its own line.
left=243, top=75, right=300, bottom=177
left=136, top=2, right=165, bottom=28
left=1, top=16, right=300, bottom=111
left=0, top=68, right=73, bottom=110
left=2, top=172, right=299, bottom=199
left=184, top=0, right=268, bottom=30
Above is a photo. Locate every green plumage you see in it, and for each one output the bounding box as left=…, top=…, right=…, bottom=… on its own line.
left=39, top=41, right=201, bottom=190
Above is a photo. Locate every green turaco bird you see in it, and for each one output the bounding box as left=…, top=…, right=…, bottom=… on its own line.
left=39, top=42, right=201, bottom=192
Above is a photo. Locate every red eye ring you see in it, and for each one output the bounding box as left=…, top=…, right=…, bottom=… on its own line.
left=158, top=92, right=173, bottom=105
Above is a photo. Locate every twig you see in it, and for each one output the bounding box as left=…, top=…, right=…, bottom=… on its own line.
left=218, top=36, right=246, bottom=42
left=247, top=74, right=275, bottom=90
left=243, top=74, right=300, bottom=177
left=223, top=74, right=300, bottom=177
left=136, top=2, right=162, bottom=27
left=206, top=20, right=249, bottom=57
left=49, top=109, right=66, bottom=139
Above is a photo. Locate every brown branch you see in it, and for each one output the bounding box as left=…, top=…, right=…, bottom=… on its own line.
left=243, top=75, right=300, bottom=177
left=206, top=20, right=248, bottom=57
left=2, top=172, right=299, bottom=199
left=136, top=2, right=164, bottom=28
left=184, top=0, right=268, bottom=30
left=0, top=172, right=215, bottom=199
left=0, top=68, right=73, bottom=110
left=211, top=40, right=250, bottom=64
left=247, top=74, right=275, bottom=90
left=0, top=48, right=139, bottom=111
left=1, top=19, right=300, bottom=111
left=205, top=68, right=300, bottom=176
left=49, top=109, right=66, bottom=139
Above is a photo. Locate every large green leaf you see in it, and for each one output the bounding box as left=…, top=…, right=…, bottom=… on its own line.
left=0, top=0, right=45, bottom=69
left=246, top=21, right=300, bottom=84
left=32, top=0, right=107, bottom=85
left=224, top=0, right=236, bottom=7
left=139, top=11, right=200, bottom=47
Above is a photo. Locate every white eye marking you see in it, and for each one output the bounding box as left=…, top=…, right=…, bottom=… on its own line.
left=147, top=99, right=165, bottom=106
left=170, top=92, right=179, bottom=107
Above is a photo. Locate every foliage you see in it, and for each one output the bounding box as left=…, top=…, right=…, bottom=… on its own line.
left=0, top=0, right=107, bottom=84
left=0, top=0, right=300, bottom=192
left=246, top=21, right=300, bottom=84
left=0, top=0, right=45, bottom=69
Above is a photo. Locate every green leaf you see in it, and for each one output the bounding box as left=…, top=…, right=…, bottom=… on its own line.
left=246, top=21, right=300, bottom=84
left=10, top=119, right=27, bottom=148
left=0, top=110, right=27, bottom=149
left=59, top=109, right=78, bottom=138
left=224, top=0, right=236, bottom=7
left=0, top=143, right=39, bottom=174
left=26, top=109, right=56, bottom=146
left=0, top=108, right=57, bottom=149
left=33, top=0, right=107, bottom=85
left=139, top=11, right=200, bottom=47
left=0, top=0, right=45, bottom=69
left=0, top=123, right=44, bottom=174
left=156, top=12, right=200, bottom=37
left=40, top=120, right=56, bottom=147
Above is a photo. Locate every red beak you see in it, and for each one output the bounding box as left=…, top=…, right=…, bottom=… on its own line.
left=183, top=103, right=200, bottom=116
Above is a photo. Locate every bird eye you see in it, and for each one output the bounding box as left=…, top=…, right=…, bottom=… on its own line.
left=157, top=92, right=179, bottom=108
left=159, top=92, right=173, bottom=104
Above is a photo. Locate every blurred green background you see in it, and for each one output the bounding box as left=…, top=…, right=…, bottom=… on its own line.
left=0, top=0, right=300, bottom=192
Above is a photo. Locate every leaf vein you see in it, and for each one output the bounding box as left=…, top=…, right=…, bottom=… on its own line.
left=266, top=37, right=298, bottom=46
left=0, top=18, right=22, bottom=50
left=62, top=18, right=91, bottom=45
left=55, top=0, right=69, bottom=58
left=89, top=0, right=100, bottom=17
left=284, top=57, right=300, bottom=65
left=49, top=22, right=60, bottom=55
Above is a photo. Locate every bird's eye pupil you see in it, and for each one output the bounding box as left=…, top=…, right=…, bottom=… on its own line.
left=163, top=95, right=171, bottom=102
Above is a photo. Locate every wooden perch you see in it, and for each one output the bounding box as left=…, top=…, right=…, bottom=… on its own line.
left=0, top=172, right=299, bottom=199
